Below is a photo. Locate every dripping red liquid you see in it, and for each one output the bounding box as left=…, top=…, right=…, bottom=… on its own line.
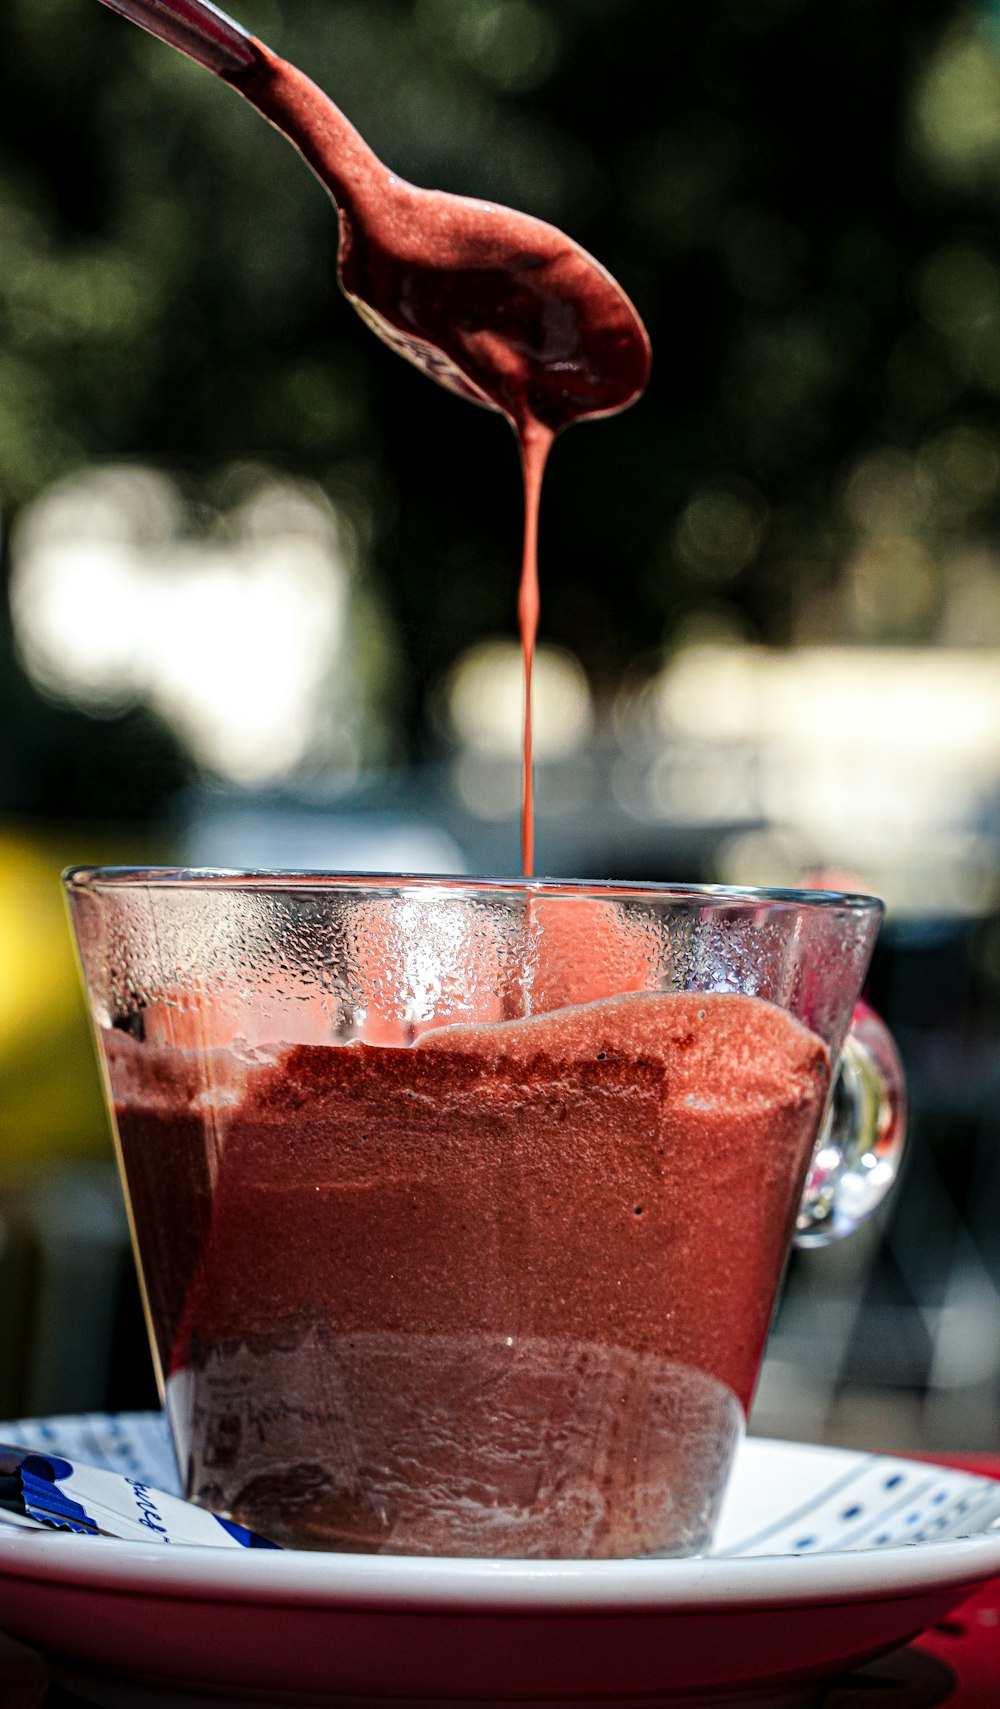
left=97, top=2, right=651, bottom=871
left=221, top=43, right=648, bottom=874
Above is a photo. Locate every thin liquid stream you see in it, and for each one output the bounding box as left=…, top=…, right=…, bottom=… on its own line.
left=517, top=422, right=553, bottom=876
left=97, top=0, right=651, bottom=872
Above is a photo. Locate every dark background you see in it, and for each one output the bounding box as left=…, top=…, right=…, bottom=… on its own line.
left=3, top=0, right=992, bottom=804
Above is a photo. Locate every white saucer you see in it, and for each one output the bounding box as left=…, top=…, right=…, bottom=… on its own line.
left=0, top=1413, right=998, bottom=1706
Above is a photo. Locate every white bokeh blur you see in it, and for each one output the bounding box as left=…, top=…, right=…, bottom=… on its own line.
left=10, top=464, right=395, bottom=786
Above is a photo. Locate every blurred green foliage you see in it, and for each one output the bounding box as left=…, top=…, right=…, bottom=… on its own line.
left=3, top=0, right=1000, bottom=813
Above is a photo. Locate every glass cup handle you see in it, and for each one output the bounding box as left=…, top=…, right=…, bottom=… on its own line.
left=794, top=1000, right=907, bottom=1248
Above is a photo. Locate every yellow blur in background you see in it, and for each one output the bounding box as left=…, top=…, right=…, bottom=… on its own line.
left=0, top=825, right=152, bottom=1170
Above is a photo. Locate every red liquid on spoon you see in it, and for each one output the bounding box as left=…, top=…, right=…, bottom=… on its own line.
left=223, top=42, right=650, bottom=873
left=98, top=4, right=650, bottom=870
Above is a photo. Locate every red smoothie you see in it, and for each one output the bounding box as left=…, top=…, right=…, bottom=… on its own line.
left=89, top=5, right=834, bottom=1563
left=104, top=989, right=829, bottom=1556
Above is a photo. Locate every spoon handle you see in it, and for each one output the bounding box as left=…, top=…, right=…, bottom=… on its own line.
left=97, top=0, right=257, bottom=75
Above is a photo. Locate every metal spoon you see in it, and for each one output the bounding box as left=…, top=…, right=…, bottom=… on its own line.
left=96, top=0, right=651, bottom=434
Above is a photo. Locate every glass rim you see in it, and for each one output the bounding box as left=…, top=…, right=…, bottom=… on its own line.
left=63, top=866, right=884, bottom=918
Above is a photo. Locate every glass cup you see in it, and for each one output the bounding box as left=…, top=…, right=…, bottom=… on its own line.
left=64, top=870, right=905, bottom=1559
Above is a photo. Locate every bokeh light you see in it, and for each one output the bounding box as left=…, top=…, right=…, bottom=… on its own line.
left=444, top=638, right=593, bottom=761
left=10, top=464, right=397, bottom=786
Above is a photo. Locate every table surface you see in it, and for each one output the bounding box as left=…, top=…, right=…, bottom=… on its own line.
left=0, top=1453, right=997, bottom=1708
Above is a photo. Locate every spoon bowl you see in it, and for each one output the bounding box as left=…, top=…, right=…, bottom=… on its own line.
left=97, top=0, right=651, bottom=433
